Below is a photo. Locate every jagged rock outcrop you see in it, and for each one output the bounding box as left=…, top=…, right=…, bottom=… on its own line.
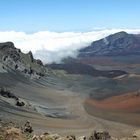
left=0, top=42, right=46, bottom=78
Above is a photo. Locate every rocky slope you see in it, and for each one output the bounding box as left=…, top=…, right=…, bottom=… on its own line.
left=78, top=31, right=140, bottom=57
left=0, top=42, right=46, bottom=79
left=0, top=39, right=140, bottom=139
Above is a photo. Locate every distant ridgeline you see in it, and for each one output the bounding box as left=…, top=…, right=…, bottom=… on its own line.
left=47, top=31, right=140, bottom=78
left=78, top=31, right=140, bottom=57
left=1, top=31, right=138, bottom=78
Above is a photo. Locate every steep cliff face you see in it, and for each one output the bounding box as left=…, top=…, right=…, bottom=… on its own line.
left=0, top=42, right=46, bottom=78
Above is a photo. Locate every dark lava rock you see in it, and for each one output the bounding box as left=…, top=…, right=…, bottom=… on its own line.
left=0, top=88, right=18, bottom=100
left=36, top=59, right=43, bottom=66
left=16, top=100, right=25, bottom=107
left=48, top=63, right=127, bottom=78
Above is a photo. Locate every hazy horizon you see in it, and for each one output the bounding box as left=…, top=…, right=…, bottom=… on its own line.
left=1, top=29, right=140, bottom=63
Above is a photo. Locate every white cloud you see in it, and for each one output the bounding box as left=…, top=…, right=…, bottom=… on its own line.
left=0, top=29, right=140, bottom=63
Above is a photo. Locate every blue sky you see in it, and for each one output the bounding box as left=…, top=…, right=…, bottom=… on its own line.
left=0, top=0, right=140, bottom=32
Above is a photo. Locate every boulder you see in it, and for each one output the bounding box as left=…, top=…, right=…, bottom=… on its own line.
left=0, top=88, right=18, bottom=100
left=16, top=100, right=25, bottom=107
left=23, top=121, right=33, bottom=133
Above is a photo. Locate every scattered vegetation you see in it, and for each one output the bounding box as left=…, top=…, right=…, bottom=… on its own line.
left=0, top=121, right=140, bottom=140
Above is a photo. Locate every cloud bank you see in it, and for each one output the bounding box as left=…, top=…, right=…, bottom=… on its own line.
left=0, top=29, right=140, bottom=64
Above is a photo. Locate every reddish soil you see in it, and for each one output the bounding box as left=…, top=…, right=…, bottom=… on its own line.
left=85, top=92, right=140, bottom=112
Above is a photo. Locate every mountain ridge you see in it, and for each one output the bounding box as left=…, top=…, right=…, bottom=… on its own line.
left=78, top=31, right=140, bottom=57
left=0, top=42, right=46, bottom=79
